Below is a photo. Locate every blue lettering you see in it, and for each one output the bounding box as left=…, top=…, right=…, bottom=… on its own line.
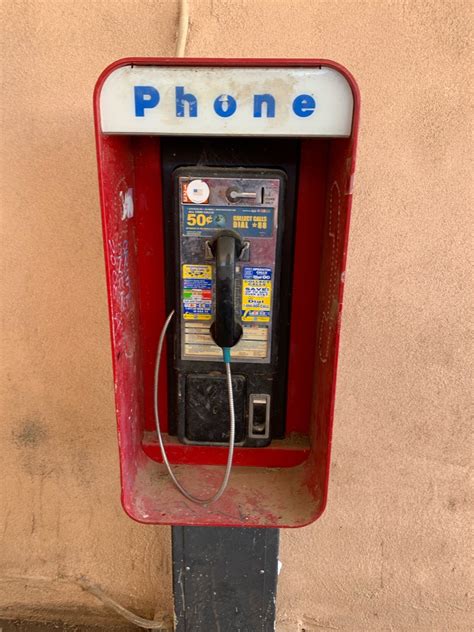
left=175, top=86, right=198, bottom=117
left=253, top=94, right=276, bottom=118
left=134, top=86, right=160, bottom=117
left=292, top=94, right=316, bottom=117
left=133, top=87, right=319, bottom=122
left=214, top=94, right=237, bottom=118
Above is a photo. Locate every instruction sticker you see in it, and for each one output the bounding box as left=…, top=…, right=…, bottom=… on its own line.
left=241, top=267, right=272, bottom=322
left=183, top=205, right=273, bottom=238
left=182, top=264, right=213, bottom=320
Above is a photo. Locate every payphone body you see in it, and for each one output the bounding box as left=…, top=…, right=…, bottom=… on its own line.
left=94, top=59, right=360, bottom=527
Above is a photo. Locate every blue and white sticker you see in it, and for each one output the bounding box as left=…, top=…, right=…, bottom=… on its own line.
left=242, top=267, right=273, bottom=322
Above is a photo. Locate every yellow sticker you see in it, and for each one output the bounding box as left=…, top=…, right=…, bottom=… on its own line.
left=183, top=264, right=212, bottom=279
left=182, top=264, right=213, bottom=321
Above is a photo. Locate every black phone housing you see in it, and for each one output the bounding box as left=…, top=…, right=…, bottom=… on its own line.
left=161, top=138, right=299, bottom=447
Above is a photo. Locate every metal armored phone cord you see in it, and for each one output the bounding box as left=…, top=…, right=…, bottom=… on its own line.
left=153, top=310, right=236, bottom=506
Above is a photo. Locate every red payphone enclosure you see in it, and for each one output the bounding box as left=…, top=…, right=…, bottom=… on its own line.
left=94, top=58, right=360, bottom=527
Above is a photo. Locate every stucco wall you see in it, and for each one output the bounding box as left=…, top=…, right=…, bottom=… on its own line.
left=0, top=1, right=471, bottom=630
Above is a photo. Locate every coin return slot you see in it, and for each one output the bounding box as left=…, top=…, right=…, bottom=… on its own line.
left=249, top=394, right=270, bottom=438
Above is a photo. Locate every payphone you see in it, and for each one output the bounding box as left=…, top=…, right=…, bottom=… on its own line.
left=94, top=59, right=360, bottom=527
left=165, top=167, right=291, bottom=447
left=156, top=144, right=299, bottom=503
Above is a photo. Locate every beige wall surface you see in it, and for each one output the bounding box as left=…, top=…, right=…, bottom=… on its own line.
left=0, top=0, right=471, bottom=630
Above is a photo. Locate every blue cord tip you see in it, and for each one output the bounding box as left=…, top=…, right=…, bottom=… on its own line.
left=222, top=347, right=231, bottom=363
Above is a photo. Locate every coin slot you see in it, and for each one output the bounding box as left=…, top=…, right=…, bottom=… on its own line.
left=249, top=394, right=270, bottom=438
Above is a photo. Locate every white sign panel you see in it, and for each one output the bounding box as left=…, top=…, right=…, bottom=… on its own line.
left=99, top=66, right=353, bottom=137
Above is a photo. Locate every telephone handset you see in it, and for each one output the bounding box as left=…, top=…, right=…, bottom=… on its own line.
left=165, top=166, right=292, bottom=448
left=210, top=230, right=244, bottom=348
